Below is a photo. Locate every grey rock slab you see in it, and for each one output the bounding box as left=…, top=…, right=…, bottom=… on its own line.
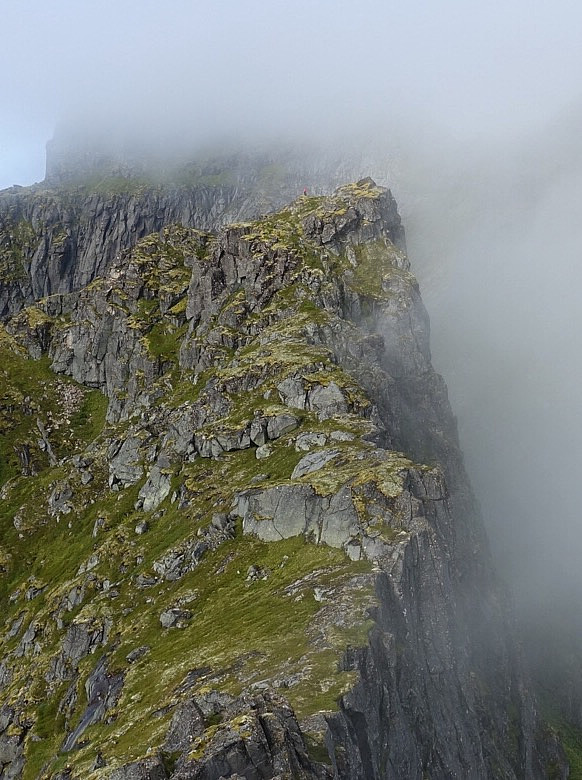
left=330, top=430, right=355, bottom=442
left=153, top=551, right=187, bottom=582
left=295, top=431, right=327, bottom=451
left=164, top=699, right=205, bottom=752
left=159, top=609, right=193, bottom=629
left=307, top=381, right=349, bottom=420
left=255, top=443, right=273, bottom=459
left=62, top=657, right=124, bottom=751
left=126, top=646, right=150, bottom=664
left=135, top=573, right=158, bottom=589
left=238, top=484, right=322, bottom=542
left=320, top=486, right=360, bottom=549
left=47, top=619, right=111, bottom=682
left=266, top=413, right=299, bottom=440
left=14, top=621, right=39, bottom=658
left=345, top=540, right=363, bottom=561
left=108, top=436, right=143, bottom=487
left=80, top=469, right=93, bottom=485
left=210, top=512, right=230, bottom=531
left=276, top=377, right=306, bottom=409
left=194, top=435, right=213, bottom=459
left=48, top=481, right=73, bottom=516
left=7, top=614, right=24, bottom=639
left=137, top=464, right=171, bottom=512
left=216, top=429, right=251, bottom=452
left=291, top=449, right=340, bottom=479
left=249, top=417, right=268, bottom=446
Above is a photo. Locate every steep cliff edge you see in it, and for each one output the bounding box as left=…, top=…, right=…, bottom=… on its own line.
left=0, top=178, right=566, bottom=778
left=0, top=181, right=285, bottom=319
left=0, top=148, right=353, bottom=320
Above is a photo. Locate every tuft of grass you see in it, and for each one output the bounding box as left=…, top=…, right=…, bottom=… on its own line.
left=145, top=322, right=188, bottom=364
left=0, top=328, right=107, bottom=487
left=540, top=695, right=582, bottom=779
left=347, top=240, right=410, bottom=301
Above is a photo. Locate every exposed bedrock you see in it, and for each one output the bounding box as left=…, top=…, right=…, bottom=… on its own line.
left=0, top=178, right=567, bottom=778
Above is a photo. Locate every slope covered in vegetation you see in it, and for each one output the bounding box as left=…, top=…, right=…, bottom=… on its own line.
left=0, top=180, right=566, bottom=779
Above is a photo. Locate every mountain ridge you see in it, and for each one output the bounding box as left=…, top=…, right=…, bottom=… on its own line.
left=0, top=176, right=567, bottom=778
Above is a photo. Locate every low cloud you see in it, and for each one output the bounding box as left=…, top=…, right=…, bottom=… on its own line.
left=3, top=0, right=582, bottom=638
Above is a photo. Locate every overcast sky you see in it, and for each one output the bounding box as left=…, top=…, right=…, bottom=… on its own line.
left=3, top=1, right=582, bottom=623
left=2, top=0, right=582, bottom=187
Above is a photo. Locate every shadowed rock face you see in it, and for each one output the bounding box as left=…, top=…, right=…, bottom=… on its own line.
left=0, top=147, right=376, bottom=321
left=0, top=176, right=568, bottom=778
left=0, top=185, right=286, bottom=318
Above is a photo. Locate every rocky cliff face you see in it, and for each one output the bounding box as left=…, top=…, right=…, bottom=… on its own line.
left=0, top=145, right=367, bottom=321
left=0, top=175, right=566, bottom=778
left=0, top=182, right=286, bottom=319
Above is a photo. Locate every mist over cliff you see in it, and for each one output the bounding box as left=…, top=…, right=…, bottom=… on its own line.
left=4, top=171, right=570, bottom=777
left=394, top=110, right=582, bottom=613
left=3, top=0, right=582, bottom=187
left=3, top=0, right=582, bottom=772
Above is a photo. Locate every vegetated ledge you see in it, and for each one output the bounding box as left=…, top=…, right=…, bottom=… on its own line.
left=0, top=179, right=567, bottom=779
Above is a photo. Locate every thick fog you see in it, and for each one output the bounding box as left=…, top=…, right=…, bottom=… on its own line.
left=3, top=1, right=582, bottom=622
left=3, top=0, right=582, bottom=186
left=394, top=114, right=582, bottom=619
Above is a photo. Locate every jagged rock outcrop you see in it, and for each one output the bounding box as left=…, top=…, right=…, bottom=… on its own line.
left=0, top=185, right=248, bottom=318
left=0, top=145, right=363, bottom=321
left=0, top=177, right=568, bottom=778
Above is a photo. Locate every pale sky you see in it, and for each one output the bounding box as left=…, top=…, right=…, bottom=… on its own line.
left=2, top=0, right=582, bottom=187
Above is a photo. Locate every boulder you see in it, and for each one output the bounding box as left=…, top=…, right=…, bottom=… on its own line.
left=307, top=382, right=348, bottom=420
left=291, top=449, right=340, bottom=479
left=108, top=436, right=144, bottom=487
left=126, top=646, right=150, bottom=664
left=266, top=413, right=299, bottom=440
left=249, top=416, right=268, bottom=446
left=295, top=431, right=327, bottom=451
left=276, top=377, right=307, bottom=409
left=160, top=609, right=193, bottom=629
left=137, top=463, right=171, bottom=512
